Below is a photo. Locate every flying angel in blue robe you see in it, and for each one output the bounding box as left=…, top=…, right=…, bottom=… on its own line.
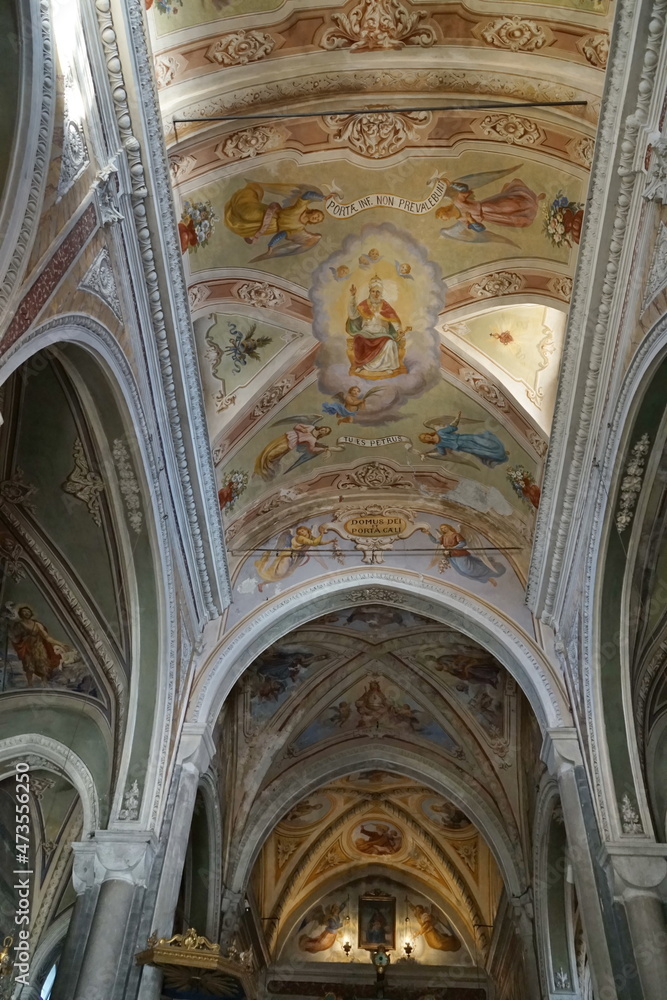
left=419, top=412, right=508, bottom=468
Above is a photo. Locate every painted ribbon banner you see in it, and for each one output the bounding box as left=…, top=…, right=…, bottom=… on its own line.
left=325, top=179, right=447, bottom=219
left=338, top=435, right=413, bottom=448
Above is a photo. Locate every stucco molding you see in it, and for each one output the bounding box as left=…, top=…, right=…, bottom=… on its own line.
left=227, top=743, right=526, bottom=904
left=526, top=0, right=649, bottom=618
left=579, top=309, right=667, bottom=840
left=0, top=0, right=55, bottom=318
left=89, top=0, right=229, bottom=620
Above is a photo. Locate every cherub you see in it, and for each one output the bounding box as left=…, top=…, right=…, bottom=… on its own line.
left=394, top=261, right=413, bottom=279
left=321, top=385, right=381, bottom=424
left=330, top=701, right=351, bottom=726
left=329, top=264, right=350, bottom=282
left=359, top=248, right=382, bottom=269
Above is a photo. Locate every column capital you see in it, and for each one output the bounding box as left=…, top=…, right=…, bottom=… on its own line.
left=541, top=727, right=582, bottom=776
left=602, top=843, right=667, bottom=901
left=177, top=722, right=215, bottom=776
left=72, top=831, right=156, bottom=894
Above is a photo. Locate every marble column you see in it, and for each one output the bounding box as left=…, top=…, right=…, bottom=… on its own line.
left=53, top=831, right=155, bottom=1000
left=542, top=730, right=624, bottom=1000
left=136, top=724, right=215, bottom=1000
left=606, top=847, right=667, bottom=1000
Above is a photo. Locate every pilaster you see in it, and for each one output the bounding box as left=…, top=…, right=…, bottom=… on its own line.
left=542, top=729, right=635, bottom=1000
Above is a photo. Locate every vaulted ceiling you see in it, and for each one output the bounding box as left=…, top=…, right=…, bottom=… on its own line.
left=146, top=0, right=609, bottom=642
left=145, top=0, right=610, bottom=985
left=218, top=605, right=542, bottom=977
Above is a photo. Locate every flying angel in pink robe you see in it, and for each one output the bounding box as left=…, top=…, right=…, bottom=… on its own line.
left=435, top=165, right=544, bottom=245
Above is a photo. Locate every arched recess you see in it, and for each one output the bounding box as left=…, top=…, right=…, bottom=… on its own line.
left=175, top=775, right=223, bottom=942
left=22, top=910, right=71, bottom=1000
left=585, top=313, right=667, bottom=841
left=0, top=0, right=54, bottom=312
left=225, top=745, right=526, bottom=903
left=191, top=572, right=569, bottom=736
left=197, top=771, right=223, bottom=942
left=533, top=778, right=577, bottom=997
left=0, top=317, right=174, bottom=831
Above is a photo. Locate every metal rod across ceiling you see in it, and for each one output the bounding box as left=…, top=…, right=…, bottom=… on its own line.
left=172, top=99, right=588, bottom=129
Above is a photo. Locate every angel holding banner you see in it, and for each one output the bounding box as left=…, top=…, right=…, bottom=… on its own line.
left=254, top=415, right=341, bottom=481
left=430, top=523, right=505, bottom=587
left=255, top=525, right=341, bottom=591
left=434, top=166, right=544, bottom=246
left=224, top=181, right=326, bottom=261
left=419, top=412, right=508, bottom=468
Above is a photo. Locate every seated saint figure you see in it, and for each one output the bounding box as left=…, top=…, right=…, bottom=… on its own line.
left=346, top=275, right=408, bottom=379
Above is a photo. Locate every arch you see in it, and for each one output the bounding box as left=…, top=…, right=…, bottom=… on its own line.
left=191, top=571, right=570, bottom=734
left=225, top=743, right=527, bottom=904
left=0, top=734, right=99, bottom=833
left=0, top=316, right=176, bottom=831
left=583, top=310, right=667, bottom=839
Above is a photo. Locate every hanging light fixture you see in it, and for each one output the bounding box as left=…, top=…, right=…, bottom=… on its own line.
left=403, top=906, right=414, bottom=958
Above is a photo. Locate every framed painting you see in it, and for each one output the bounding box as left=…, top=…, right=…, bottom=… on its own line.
left=358, top=893, right=396, bottom=950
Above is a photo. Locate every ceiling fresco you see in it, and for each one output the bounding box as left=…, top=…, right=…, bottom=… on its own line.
left=146, top=0, right=610, bottom=644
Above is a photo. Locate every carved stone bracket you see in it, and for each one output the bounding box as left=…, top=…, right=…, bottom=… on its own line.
left=93, top=162, right=125, bottom=226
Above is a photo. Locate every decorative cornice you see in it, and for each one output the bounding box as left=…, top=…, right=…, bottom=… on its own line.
left=95, top=0, right=230, bottom=616
left=0, top=0, right=54, bottom=316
